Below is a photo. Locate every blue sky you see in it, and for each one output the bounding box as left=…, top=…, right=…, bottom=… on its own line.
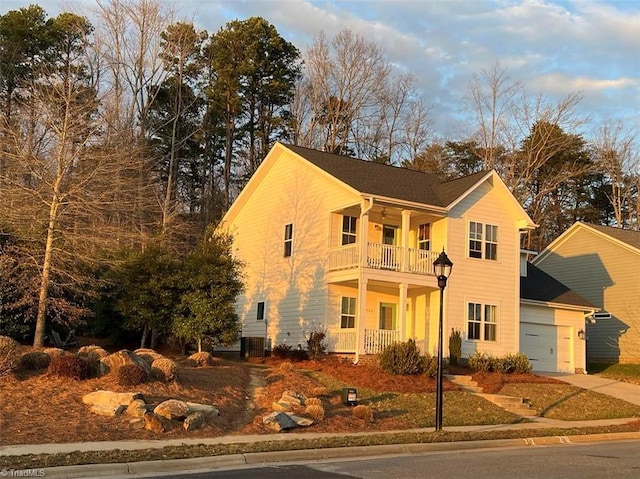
left=4, top=0, right=639, bottom=140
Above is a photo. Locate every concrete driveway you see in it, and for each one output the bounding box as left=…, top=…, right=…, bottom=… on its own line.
left=540, top=373, right=640, bottom=406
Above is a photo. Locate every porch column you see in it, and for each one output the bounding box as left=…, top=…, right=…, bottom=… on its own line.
left=355, top=277, right=368, bottom=362
left=399, top=283, right=408, bottom=341
left=401, top=209, right=411, bottom=271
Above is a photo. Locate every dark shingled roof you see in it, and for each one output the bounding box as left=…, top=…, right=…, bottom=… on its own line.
left=583, top=223, right=640, bottom=250
left=521, top=263, right=595, bottom=308
left=283, top=144, right=489, bottom=208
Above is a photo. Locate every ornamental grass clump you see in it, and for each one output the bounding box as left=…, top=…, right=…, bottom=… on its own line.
left=117, top=364, right=148, bottom=386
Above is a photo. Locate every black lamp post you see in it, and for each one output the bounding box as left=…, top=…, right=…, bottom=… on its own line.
left=433, top=249, right=453, bottom=431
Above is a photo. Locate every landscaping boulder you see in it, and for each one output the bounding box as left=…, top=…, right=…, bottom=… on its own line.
left=183, top=412, right=205, bottom=431
left=83, top=390, right=144, bottom=417
left=17, top=351, right=51, bottom=371
left=185, top=402, right=219, bottom=418
left=151, top=357, right=179, bottom=382
left=77, top=345, right=109, bottom=361
left=126, top=399, right=148, bottom=418
left=186, top=352, right=215, bottom=367
left=134, top=348, right=164, bottom=366
left=144, top=412, right=169, bottom=433
left=262, top=411, right=298, bottom=431
left=99, top=350, right=150, bottom=377
left=287, top=413, right=314, bottom=427
left=154, top=399, right=189, bottom=420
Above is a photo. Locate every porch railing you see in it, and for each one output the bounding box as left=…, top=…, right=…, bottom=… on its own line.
left=327, top=328, right=401, bottom=354
left=364, top=328, right=400, bottom=354
left=328, top=242, right=437, bottom=276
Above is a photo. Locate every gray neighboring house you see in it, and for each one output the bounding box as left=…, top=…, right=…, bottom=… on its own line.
left=520, top=260, right=596, bottom=373
left=533, top=222, right=640, bottom=364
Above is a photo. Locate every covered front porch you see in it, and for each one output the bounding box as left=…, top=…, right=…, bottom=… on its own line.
left=326, top=328, right=400, bottom=355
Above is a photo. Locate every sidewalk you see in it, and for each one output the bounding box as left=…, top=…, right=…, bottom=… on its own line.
left=539, top=372, right=640, bottom=406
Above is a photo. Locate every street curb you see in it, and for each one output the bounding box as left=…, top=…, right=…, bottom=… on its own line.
left=38, top=432, right=640, bottom=479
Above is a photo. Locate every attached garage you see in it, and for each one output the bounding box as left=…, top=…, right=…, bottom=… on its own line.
left=520, top=322, right=573, bottom=373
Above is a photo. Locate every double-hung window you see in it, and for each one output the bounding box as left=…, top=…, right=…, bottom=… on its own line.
left=342, top=216, right=357, bottom=245
left=418, top=223, right=431, bottom=250
left=469, top=221, right=498, bottom=260
left=467, top=302, right=497, bottom=341
left=284, top=223, right=293, bottom=257
left=340, top=297, right=356, bottom=328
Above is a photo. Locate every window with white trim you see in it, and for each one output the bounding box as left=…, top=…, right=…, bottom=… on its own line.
left=340, top=297, right=356, bottom=328
left=418, top=223, right=431, bottom=250
left=284, top=223, right=293, bottom=257
left=257, top=302, right=265, bottom=321
left=468, top=221, right=498, bottom=260
left=467, top=302, right=497, bottom=341
left=342, top=216, right=357, bottom=245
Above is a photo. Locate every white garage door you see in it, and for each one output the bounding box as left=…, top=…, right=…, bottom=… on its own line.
left=520, top=323, right=572, bottom=373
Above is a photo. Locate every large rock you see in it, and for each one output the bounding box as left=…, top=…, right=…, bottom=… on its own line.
left=82, top=390, right=144, bottom=417
left=126, top=399, right=148, bottom=418
left=185, top=402, right=219, bottom=418
left=134, top=348, right=164, bottom=366
left=262, top=411, right=298, bottom=431
left=99, top=349, right=150, bottom=377
left=183, top=412, right=205, bottom=431
left=144, top=412, right=169, bottom=433
left=78, top=345, right=109, bottom=361
left=151, top=357, right=179, bottom=382
left=154, top=399, right=189, bottom=420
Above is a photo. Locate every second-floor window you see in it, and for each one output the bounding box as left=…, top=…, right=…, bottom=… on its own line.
left=418, top=223, right=431, bottom=250
left=284, top=223, right=293, bottom=257
left=469, top=221, right=498, bottom=260
left=341, top=296, right=356, bottom=328
left=467, top=302, right=497, bottom=341
left=342, top=216, right=357, bottom=245
left=257, top=301, right=265, bottom=321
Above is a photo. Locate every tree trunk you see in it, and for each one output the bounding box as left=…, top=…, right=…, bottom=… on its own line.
left=150, top=327, right=159, bottom=349
left=140, top=324, right=149, bottom=349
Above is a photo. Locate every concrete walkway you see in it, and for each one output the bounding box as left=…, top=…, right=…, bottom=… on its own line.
left=540, top=372, right=640, bottom=406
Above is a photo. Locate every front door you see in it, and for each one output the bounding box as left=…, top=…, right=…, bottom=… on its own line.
left=379, top=302, right=397, bottom=330
left=381, top=225, right=398, bottom=269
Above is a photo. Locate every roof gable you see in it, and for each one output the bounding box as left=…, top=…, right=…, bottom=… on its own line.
left=536, top=221, right=640, bottom=263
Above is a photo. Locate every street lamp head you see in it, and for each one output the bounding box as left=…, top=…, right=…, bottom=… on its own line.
left=433, top=249, right=453, bottom=288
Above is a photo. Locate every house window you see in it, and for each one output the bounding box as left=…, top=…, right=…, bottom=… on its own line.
left=418, top=223, right=431, bottom=250
left=284, top=223, right=293, bottom=257
left=257, top=302, right=265, bottom=321
left=340, top=297, right=356, bottom=328
left=469, top=221, right=498, bottom=260
left=342, top=216, right=357, bottom=245
left=379, top=303, right=397, bottom=330
left=467, top=302, right=497, bottom=341
left=485, top=224, right=498, bottom=260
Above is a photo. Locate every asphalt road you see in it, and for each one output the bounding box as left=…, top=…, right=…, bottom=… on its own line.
left=128, top=439, right=640, bottom=479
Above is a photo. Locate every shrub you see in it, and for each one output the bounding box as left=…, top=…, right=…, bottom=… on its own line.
left=117, top=364, right=148, bottom=386
left=0, top=335, right=20, bottom=378
left=511, top=353, right=533, bottom=373
left=289, top=348, right=309, bottom=362
left=151, top=357, right=179, bottom=382
left=17, top=351, right=51, bottom=371
left=423, top=353, right=438, bottom=378
left=379, top=339, right=427, bottom=375
left=305, top=327, right=327, bottom=360
left=468, top=351, right=493, bottom=373
left=448, top=329, right=462, bottom=366
left=272, top=343, right=292, bottom=359
left=304, top=404, right=325, bottom=421
left=48, top=355, right=91, bottom=380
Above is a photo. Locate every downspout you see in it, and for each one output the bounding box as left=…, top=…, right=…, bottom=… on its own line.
left=355, top=196, right=375, bottom=364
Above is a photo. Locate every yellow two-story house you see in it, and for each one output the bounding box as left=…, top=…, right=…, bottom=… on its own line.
left=220, top=143, right=538, bottom=363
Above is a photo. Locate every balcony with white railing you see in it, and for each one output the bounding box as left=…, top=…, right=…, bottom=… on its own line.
left=328, top=242, right=438, bottom=276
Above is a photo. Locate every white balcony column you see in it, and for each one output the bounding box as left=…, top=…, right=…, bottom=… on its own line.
left=399, top=283, right=408, bottom=341
left=401, top=209, right=411, bottom=271
left=355, top=277, right=368, bottom=362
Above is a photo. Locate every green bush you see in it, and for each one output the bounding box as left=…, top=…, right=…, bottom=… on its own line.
left=379, top=339, right=428, bottom=375
left=448, top=329, right=462, bottom=366
left=117, top=364, right=148, bottom=386
left=423, top=353, right=438, bottom=378
left=468, top=352, right=532, bottom=374
left=47, top=355, right=91, bottom=380
left=468, top=351, right=492, bottom=372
